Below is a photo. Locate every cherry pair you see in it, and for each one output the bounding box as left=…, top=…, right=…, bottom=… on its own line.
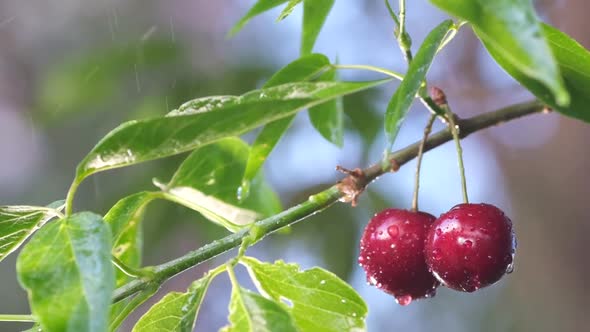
left=358, top=203, right=515, bottom=306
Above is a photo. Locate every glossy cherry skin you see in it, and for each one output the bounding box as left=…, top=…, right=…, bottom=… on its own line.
left=359, top=209, right=439, bottom=305
left=425, top=203, right=516, bottom=292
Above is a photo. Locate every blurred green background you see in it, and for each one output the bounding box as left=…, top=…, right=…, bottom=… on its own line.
left=0, top=0, right=588, bottom=331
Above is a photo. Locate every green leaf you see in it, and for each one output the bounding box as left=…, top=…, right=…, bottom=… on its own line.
left=0, top=201, right=63, bottom=262
left=242, top=54, right=332, bottom=194
left=266, top=54, right=331, bottom=87
left=110, top=284, right=159, bottom=332
left=132, top=275, right=212, bottom=332
left=221, top=287, right=298, bottom=332
left=301, top=0, right=335, bottom=55
left=229, top=0, right=290, bottom=36
left=229, top=0, right=334, bottom=55
left=105, top=192, right=156, bottom=286
left=241, top=257, right=367, bottom=332
left=277, top=0, right=303, bottom=21
left=242, top=116, right=294, bottom=191
left=384, top=20, right=453, bottom=149
left=161, top=138, right=281, bottom=232
left=17, top=212, right=115, bottom=332
left=105, top=193, right=158, bottom=330
left=308, top=67, right=343, bottom=147
left=542, top=25, right=590, bottom=121
left=430, top=0, right=569, bottom=106
left=75, top=79, right=387, bottom=184
left=481, top=24, right=590, bottom=123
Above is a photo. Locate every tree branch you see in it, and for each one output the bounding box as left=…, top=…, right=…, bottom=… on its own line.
left=112, top=99, right=546, bottom=303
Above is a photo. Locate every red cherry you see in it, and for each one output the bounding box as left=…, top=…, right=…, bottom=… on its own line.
left=359, top=209, right=439, bottom=305
left=425, top=203, right=516, bottom=292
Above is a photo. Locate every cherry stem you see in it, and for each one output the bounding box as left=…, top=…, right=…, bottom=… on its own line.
left=446, top=108, right=469, bottom=204
left=411, top=114, right=436, bottom=211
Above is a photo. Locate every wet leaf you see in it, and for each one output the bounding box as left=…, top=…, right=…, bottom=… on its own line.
left=384, top=20, right=453, bottom=149
left=0, top=201, right=63, bottom=263
left=104, top=193, right=161, bottom=329
left=17, top=212, right=114, bottom=332
left=162, top=138, right=281, bottom=232
left=221, top=287, right=297, bottom=332
left=430, top=0, right=569, bottom=106
left=105, top=192, right=156, bottom=287
left=75, top=80, right=387, bottom=184
left=243, top=54, right=332, bottom=192
left=132, top=275, right=212, bottom=332
left=242, top=257, right=367, bottom=332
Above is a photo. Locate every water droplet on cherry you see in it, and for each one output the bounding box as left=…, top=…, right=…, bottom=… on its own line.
left=432, top=248, right=442, bottom=260
left=505, top=254, right=515, bottom=274
left=395, top=294, right=413, bottom=306
left=368, top=276, right=377, bottom=286
left=387, top=225, right=399, bottom=238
